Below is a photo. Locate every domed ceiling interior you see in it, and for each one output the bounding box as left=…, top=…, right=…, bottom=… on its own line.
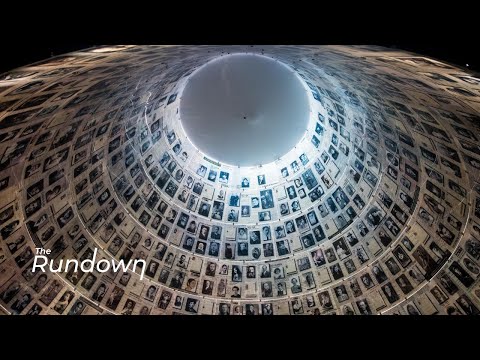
left=0, top=45, right=480, bottom=315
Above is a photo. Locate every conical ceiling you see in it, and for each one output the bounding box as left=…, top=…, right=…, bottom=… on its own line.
left=0, top=45, right=479, bottom=315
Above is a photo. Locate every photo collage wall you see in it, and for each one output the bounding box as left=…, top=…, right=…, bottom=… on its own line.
left=0, top=45, right=480, bottom=315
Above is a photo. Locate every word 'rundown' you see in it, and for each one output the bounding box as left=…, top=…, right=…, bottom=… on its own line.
left=32, top=248, right=146, bottom=280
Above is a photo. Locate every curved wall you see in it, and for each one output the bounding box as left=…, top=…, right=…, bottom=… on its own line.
left=0, top=45, right=479, bottom=315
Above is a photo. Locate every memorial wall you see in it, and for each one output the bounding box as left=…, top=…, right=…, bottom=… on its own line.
left=0, top=45, right=479, bottom=315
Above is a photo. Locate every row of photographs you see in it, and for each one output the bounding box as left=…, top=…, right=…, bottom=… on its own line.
left=1, top=253, right=479, bottom=315
left=1, top=45, right=480, bottom=314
